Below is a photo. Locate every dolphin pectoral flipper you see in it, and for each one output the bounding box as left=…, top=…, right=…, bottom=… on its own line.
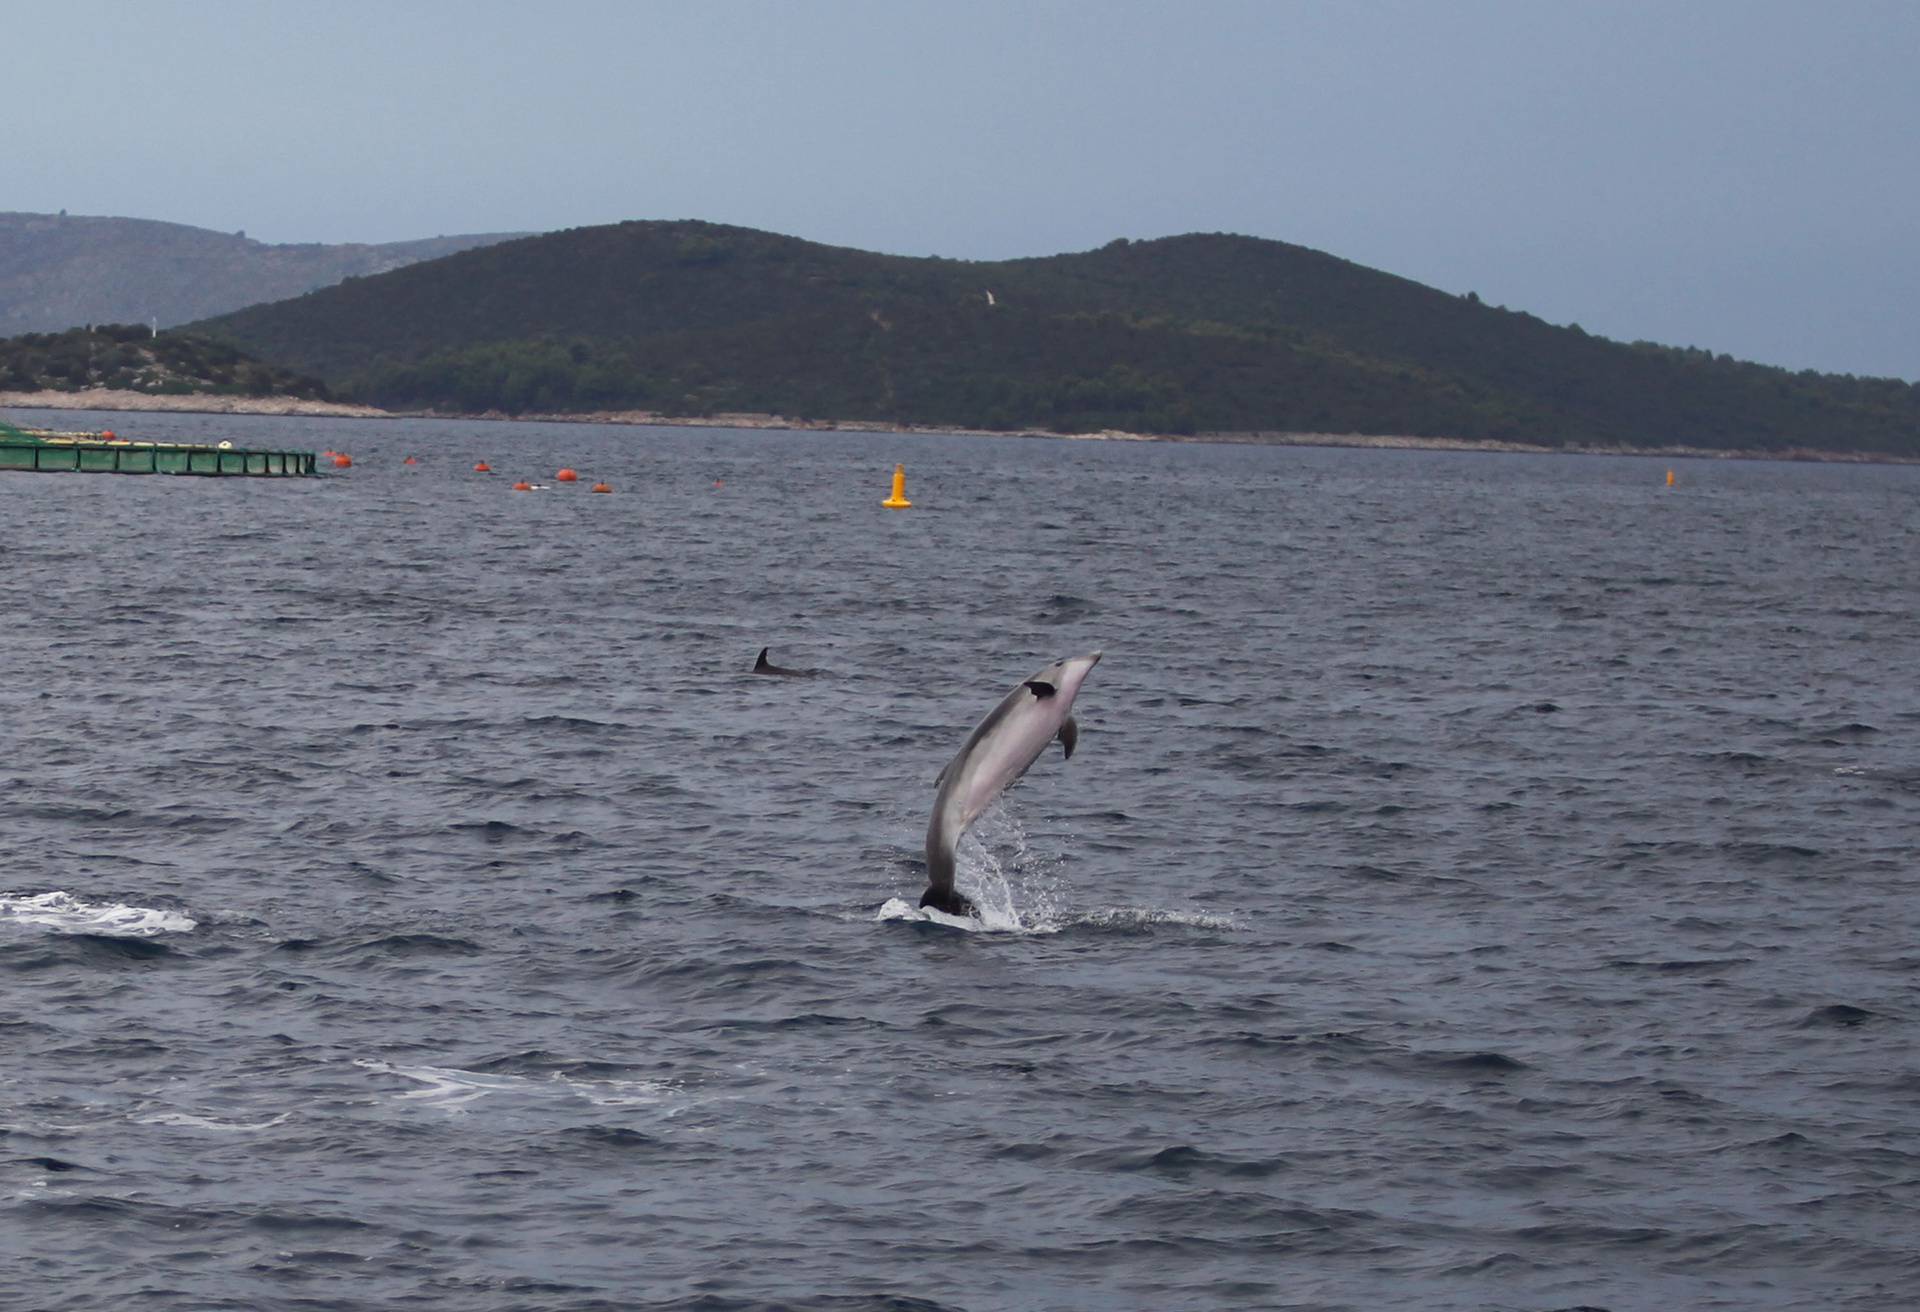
left=1058, top=716, right=1078, bottom=760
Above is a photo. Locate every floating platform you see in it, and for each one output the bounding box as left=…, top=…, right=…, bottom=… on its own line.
left=0, top=422, right=316, bottom=478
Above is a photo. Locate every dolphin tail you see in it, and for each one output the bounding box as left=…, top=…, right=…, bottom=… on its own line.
left=919, top=885, right=977, bottom=917
left=922, top=824, right=977, bottom=918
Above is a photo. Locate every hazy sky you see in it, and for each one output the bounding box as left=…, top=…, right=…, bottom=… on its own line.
left=12, top=0, right=1917, bottom=378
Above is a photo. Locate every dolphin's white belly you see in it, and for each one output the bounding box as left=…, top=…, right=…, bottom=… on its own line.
left=950, top=720, right=1054, bottom=834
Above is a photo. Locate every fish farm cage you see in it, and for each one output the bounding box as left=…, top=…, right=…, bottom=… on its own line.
left=0, top=417, right=316, bottom=477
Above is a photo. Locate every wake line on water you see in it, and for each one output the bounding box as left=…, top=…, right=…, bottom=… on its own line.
left=0, top=891, right=196, bottom=937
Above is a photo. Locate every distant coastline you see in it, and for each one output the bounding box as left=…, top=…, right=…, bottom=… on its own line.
left=2, top=387, right=1911, bottom=465
left=0, top=388, right=388, bottom=419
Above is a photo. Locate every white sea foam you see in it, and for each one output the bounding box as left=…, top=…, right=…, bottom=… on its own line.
left=0, top=891, right=196, bottom=937
left=872, top=897, right=1058, bottom=935
left=876, top=897, right=992, bottom=931
left=355, top=1059, right=675, bottom=1111
left=1072, top=906, right=1241, bottom=932
left=133, top=1110, right=292, bottom=1132
left=358, top=1061, right=521, bottom=1108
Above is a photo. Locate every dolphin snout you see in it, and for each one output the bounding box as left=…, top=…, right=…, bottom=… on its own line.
left=1059, top=651, right=1101, bottom=688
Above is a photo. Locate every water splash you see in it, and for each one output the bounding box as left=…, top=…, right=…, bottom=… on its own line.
left=0, top=891, right=196, bottom=937
left=873, top=806, right=1070, bottom=933
left=874, top=806, right=1238, bottom=935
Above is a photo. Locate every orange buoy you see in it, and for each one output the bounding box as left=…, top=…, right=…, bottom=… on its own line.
left=590, top=482, right=613, bottom=494
left=332, top=453, right=353, bottom=468
left=404, top=456, right=420, bottom=466
left=474, top=461, right=492, bottom=473
left=512, top=481, right=532, bottom=492
left=556, top=468, right=579, bottom=482
left=101, top=430, right=115, bottom=441
left=713, top=479, right=724, bottom=489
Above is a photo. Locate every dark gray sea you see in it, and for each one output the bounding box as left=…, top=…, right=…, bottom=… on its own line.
left=2, top=408, right=1916, bottom=1312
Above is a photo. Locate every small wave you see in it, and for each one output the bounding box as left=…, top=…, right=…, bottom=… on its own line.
left=520, top=713, right=623, bottom=734
left=1422, top=1050, right=1528, bottom=1074
left=446, top=819, right=532, bottom=842
left=1606, top=957, right=1752, bottom=974
left=348, top=933, right=484, bottom=957
left=9, top=1155, right=90, bottom=1174
left=1797, top=1003, right=1883, bottom=1028
left=554, top=1125, right=663, bottom=1151
left=60, top=934, right=180, bottom=963
left=1078, top=1144, right=1285, bottom=1180
left=0, top=891, right=195, bottom=938
left=1035, top=593, right=1097, bottom=624
left=1717, top=841, right=1823, bottom=866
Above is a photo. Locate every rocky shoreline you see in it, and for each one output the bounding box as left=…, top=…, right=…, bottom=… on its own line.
left=0, top=388, right=389, bottom=419
left=1, top=387, right=1910, bottom=464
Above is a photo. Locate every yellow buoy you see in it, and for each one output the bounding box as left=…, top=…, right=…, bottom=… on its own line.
left=882, top=463, right=912, bottom=509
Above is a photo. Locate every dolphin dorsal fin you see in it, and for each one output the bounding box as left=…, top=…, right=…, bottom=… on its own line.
left=754, top=647, right=772, bottom=671
left=1058, top=716, right=1079, bottom=760
left=1024, top=680, right=1058, bottom=699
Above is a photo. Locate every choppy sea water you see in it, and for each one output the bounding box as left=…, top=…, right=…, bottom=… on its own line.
left=2, top=408, right=1916, bottom=1312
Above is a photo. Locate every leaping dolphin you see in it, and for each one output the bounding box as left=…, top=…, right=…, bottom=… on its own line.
left=921, top=652, right=1102, bottom=917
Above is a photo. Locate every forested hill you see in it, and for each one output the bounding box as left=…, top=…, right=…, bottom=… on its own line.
left=0, top=212, right=525, bottom=336
left=193, top=220, right=1919, bottom=454
left=0, top=324, right=328, bottom=399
